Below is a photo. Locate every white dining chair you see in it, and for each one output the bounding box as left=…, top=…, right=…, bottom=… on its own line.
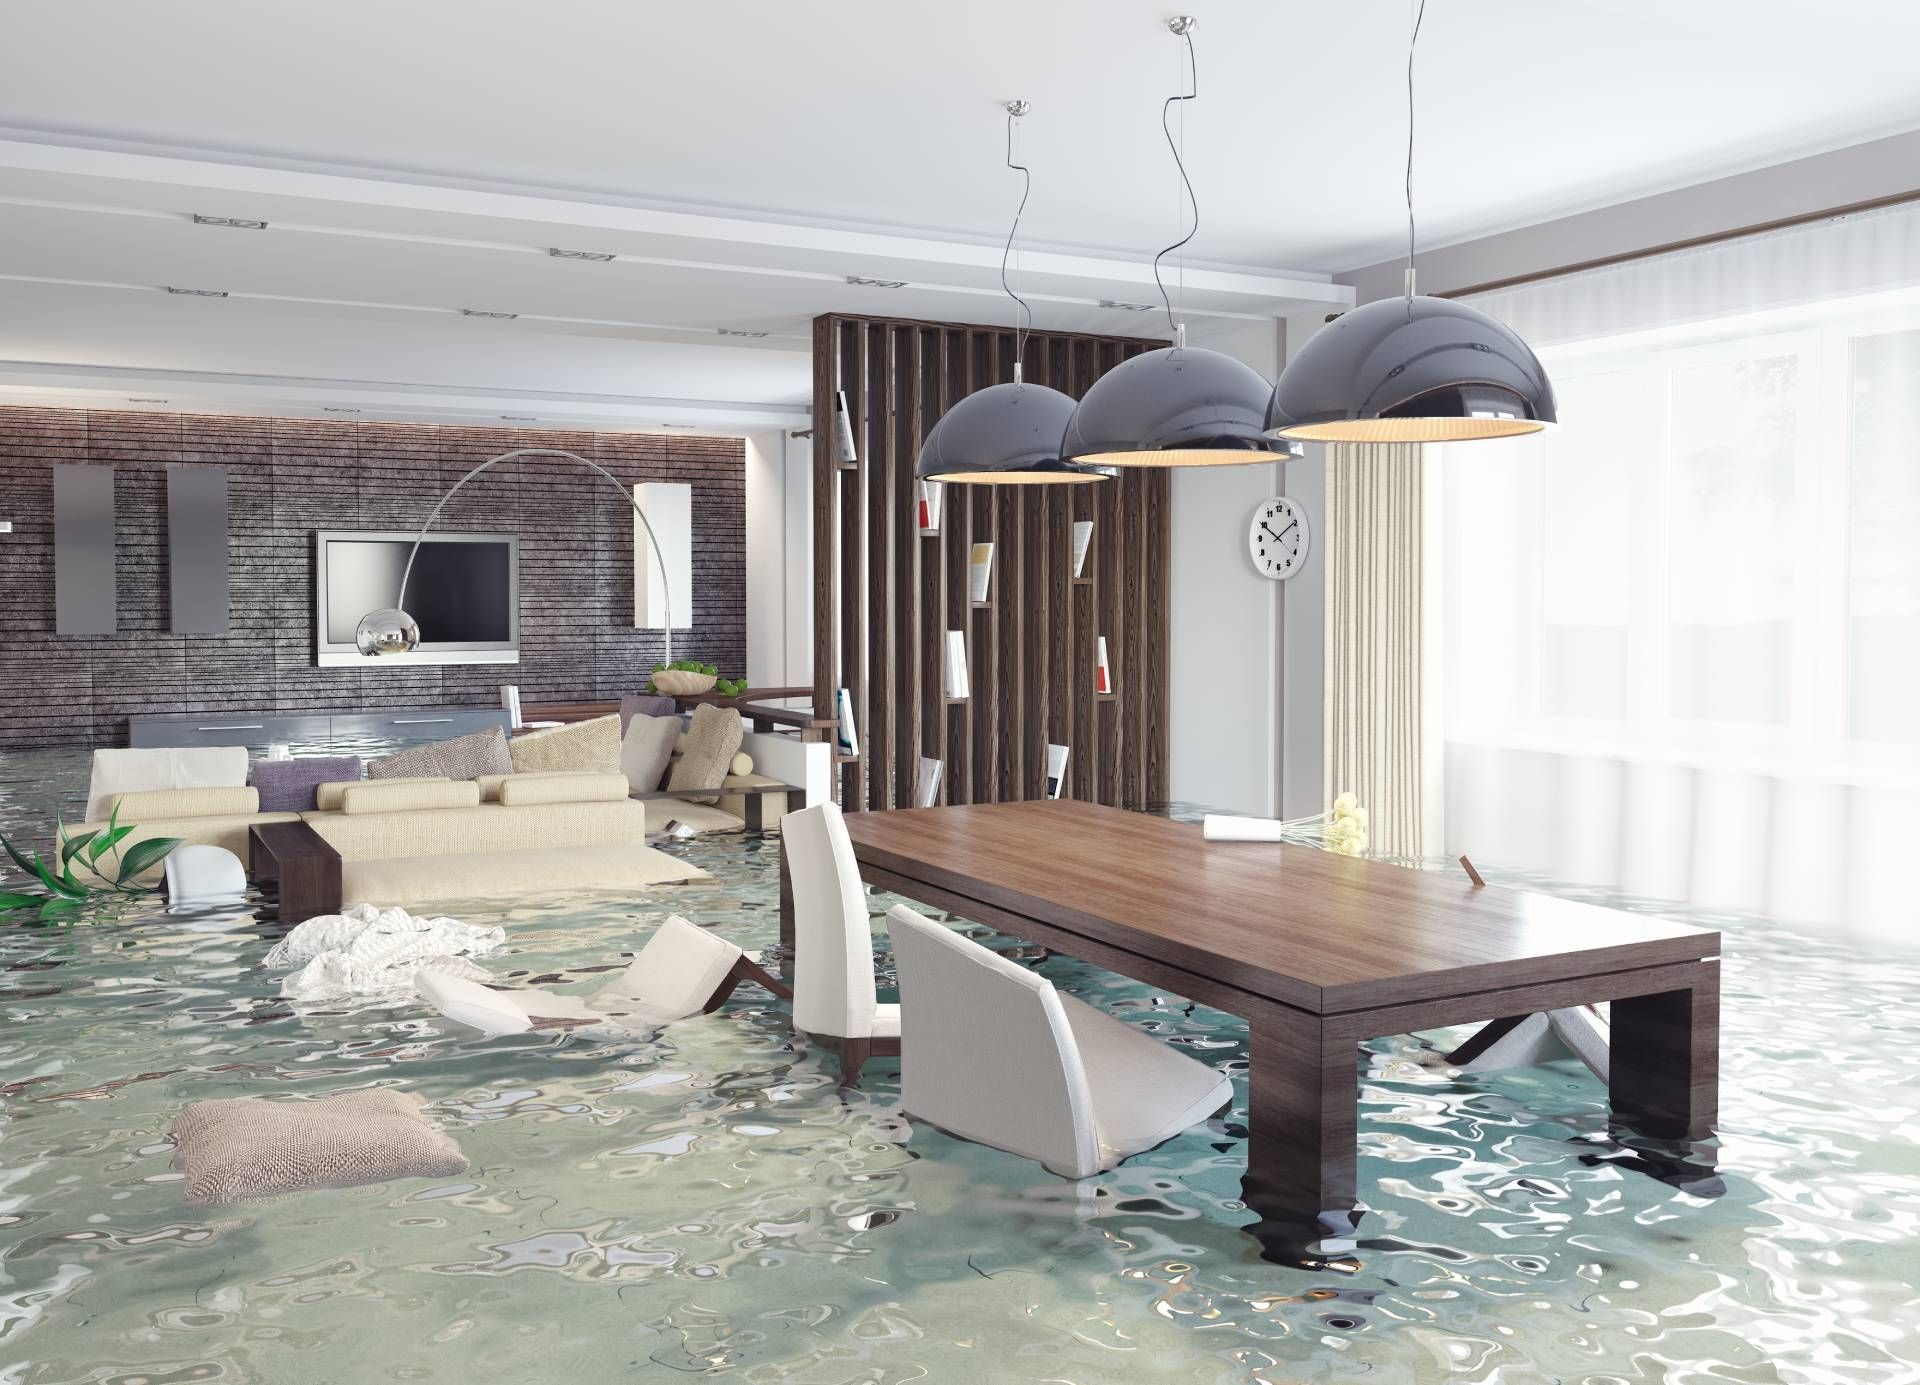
left=416, top=914, right=788, bottom=1036
left=887, top=903, right=1234, bottom=1178
left=782, top=801, right=899, bottom=1087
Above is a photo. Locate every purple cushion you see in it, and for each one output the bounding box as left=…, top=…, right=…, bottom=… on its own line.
left=619, top=694, right=676, bottom=734
left=250, top=756, right=363, bottom=813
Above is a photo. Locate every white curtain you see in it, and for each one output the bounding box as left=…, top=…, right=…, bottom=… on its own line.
left=1440, top=199, right=1920, bottom=935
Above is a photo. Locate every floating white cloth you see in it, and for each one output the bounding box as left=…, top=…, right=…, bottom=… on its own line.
left=266, top=902, right=506, bottom=1001
left=1201, top=814, right=1285, bottom=842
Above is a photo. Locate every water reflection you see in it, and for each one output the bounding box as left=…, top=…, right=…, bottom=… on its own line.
left=1, top=745, right=1917, bottom=1382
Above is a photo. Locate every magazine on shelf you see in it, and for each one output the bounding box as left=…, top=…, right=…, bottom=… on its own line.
left=1072, top=521, right=1094, bottom=578
left=835, top=687, right=859, bottom=757
left=945, top=630, right=970, bottom=700
left=1095, top=636, right=1112, bottom=694
left=1046, top=744, right=1070, bottom=799
left=969, top=542, right=995, bottom=604
left=832, top=390, right=859, bottom=465
left=916, top=479, right=943, bottom=533
left=915, top=756, right=944, bottom=808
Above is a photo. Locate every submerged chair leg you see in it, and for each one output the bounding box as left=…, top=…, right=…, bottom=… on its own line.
left=799, top=1031, right=902, bottom=1089
left=701, top=955, right=795, bottom=1014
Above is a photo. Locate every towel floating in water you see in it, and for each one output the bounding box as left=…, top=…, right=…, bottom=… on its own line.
left=265, top=902, right=505, bottom=1001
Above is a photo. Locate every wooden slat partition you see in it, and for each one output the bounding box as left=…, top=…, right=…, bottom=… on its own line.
left=813, top=313, right=1169, bottom=814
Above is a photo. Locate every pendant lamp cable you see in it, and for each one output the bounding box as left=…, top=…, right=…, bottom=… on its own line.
left=1152, top=21, right=1199, bottom=343
left=1404, top=0, right=1428, bottom=307
left=1001, top=104, right=1033, bottom=381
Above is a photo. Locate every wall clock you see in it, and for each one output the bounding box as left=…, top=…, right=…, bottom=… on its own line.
left=1249, top=496, right=1309, bottom=580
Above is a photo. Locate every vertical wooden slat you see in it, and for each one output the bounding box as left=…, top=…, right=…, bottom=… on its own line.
left=810, top=316, right=837, bottom=735
left=865, top=322, right=895, bottom=811
left=916, top=327, right=945, bottom=804
left=969, top=331, right=999, bottom=806
left=1145, top=469, right=1172, bottom=808
left=945, top=328, right=975, bottom=806
left=1095, top=342, right=1125, bottom=808
left=839, top=320, right=868, bottom=809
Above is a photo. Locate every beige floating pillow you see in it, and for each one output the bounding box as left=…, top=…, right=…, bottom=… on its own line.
left=498, top=772, right=630, bottom=807
left=112, top=786, right=259, bottom=821
left=369, top=725, right=513, bottom=781
left=667, top=704, right=744, bottom=804
left=510, top=714, right=622, bottom=776
left=170, top=1089, right=467, bottom=1206
left=622, top=714, right=681, bottom=792
left=316, top=776, right=446, bottom=813
left=338, top=780, right=481, bottom=815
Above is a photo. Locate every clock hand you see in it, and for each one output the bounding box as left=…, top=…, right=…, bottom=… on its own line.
left=1261, top=522, right=1285, bottom=541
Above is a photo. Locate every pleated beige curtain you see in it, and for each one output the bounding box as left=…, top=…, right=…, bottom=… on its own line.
left=1323, top=443, right=1437, bottom=858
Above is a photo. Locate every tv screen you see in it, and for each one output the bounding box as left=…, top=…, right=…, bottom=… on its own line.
left=315, top=531, right=519, bottom=666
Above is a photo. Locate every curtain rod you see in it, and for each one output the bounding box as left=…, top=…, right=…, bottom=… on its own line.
left=1437, top=187, right=1920, bottom=300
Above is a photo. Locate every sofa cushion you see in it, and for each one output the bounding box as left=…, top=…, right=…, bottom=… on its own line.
left=316, top=775, right=444, bottom=813
left=619, top=693, right=676, bottom=732
left=339, top=780, right=481, bottom=815
left=510, top=714, right=622, bottom=776
left=666, top=704, right=743, bottom=804
left=369, top=726, right=512, bottom=782
left=498, top=772, right=629, bottom=807
left=112, top=786, right=259, bottom=820
left=343, top=842, right=709, bottom=908
left=86, top=746, right=249, bottom=825
left=621, top=714, right=680, bottom=793
left=301, top=798, right=648, bottom=863
left=251, top=756, right=362, bottom=813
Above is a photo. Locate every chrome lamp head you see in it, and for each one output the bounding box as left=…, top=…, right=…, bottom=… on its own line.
left=355, top=607, right=420, bottom=657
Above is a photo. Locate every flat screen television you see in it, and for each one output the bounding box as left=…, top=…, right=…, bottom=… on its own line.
left=314, top=530, right=520, bottom=667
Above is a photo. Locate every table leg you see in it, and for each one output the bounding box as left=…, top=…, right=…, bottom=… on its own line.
left=1241, top=1002, right=1363, bottom=1263
left=1609, top=962, right=1720, bottom=1142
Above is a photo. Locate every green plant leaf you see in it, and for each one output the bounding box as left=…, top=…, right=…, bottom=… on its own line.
left=59, top=826, right=98, bottom=869
left=0, top=891, right=47, bottom=912
left=89, top=824, right=134, bottom=864
left=114, top=836, right=182, bottom=884
left=3, top=832, right=40, bottom=882
left=36, top=896, right=81, bottom=922
left=28, top=851, right=87, bottom=900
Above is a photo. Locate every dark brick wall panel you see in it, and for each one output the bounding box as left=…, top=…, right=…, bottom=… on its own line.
left=0, top=408, right=745, bottom=749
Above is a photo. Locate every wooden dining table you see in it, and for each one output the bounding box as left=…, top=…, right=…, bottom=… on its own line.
left=778, top=799, right=1721, bottom=1259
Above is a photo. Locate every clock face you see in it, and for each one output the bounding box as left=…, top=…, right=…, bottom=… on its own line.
left=1249, top=496, right=1309, bottom=580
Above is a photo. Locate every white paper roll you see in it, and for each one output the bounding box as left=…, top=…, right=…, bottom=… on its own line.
left=1202, top=814, right=1285, bottom=843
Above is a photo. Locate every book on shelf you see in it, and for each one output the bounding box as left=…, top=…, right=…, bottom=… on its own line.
left=1095, top=636, right=1113, bottom=694
left=499, top=684, right=522, bottom=730
left=916, top=479, right=943, bottom=533
left=945, top=630, right=970, bottom=700
left=835, top=687, right=859, bottom=757
left=1046, top=743, right=1069, bottom=799
left=1072, top=520, right=1094, bottom=578
left=832, top=390, right=859, bottom=465
left=969, top=542, right=995, bottom=604
left=915, top=756, right=944, bottom=808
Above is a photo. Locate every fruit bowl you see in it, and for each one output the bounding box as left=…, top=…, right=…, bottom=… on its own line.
left=651, top=669, right=718, bottom=695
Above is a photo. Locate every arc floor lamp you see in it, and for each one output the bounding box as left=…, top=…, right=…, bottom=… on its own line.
left=354, top=446, right=676, bottom=663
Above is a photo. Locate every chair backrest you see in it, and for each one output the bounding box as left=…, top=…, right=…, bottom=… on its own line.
left=782, top=801, right=879, bottom=1037
left=163, top=844, right=248, bottom=906
left=86, top=746, right=250, bottom=824
left=595, top=914, right=742, bottom=1021
left=887, top=904, right=1100, bottom=1178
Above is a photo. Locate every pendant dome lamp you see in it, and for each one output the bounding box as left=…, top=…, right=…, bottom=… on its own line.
left=1062, top=16, right=1299, bottom=469
left=915, top=102, right=1107, bottom=486
left=1266, top=1, right=1554, bottom=444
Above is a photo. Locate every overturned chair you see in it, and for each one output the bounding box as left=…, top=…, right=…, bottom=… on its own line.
left=417, top=914, right=789, bottom=1036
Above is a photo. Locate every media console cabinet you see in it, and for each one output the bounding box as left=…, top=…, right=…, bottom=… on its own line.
left=128, top=707, right=511, bottom=753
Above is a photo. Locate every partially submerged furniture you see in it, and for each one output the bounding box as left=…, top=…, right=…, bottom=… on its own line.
left=889, top=903, right=1233, bottom=1177
left=416, top=914, right=790, bottom=1035
left=782, top=802, right=899, bottom=1087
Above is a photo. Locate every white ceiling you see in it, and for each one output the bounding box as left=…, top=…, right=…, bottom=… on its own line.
left=1, top=0, right=1915, bottom=427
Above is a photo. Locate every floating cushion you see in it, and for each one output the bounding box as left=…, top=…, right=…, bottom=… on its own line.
left=498, top=772, right=629, bottom=806
left=338, top=780, right=481, bottom=815
left=251, top=756, right=362, bottom=813
left=510, top=714, right=623, bottom=776
left=169, top=1089, right=467, bottom=1205
left=667, top=705, right=743, bottom=804
left=370, top=726, right=513, bottom=782
left=621, top=713, right=681, bottom=792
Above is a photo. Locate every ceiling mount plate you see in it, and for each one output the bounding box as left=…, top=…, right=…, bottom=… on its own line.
left=1005, top=100, right=1031, bottom=117
left=1167, top=15, right=1197, bottom=35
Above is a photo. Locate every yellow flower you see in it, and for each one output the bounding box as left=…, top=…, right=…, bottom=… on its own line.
left=1333, top=792, right=1358, bottom=816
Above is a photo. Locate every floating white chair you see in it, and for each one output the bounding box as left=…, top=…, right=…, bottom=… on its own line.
left=163, top=844, right=249, bottom=908
left=415, top=914, right=788, bottom=1037
left=782, top=802, right=899, bottom=1087
left=888, top=904, right=1234, bottom=1178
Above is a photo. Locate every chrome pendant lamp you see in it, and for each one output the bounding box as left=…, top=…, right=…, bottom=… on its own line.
left=1266, top=1, right=1554, bottom=444
left=1062, top=16, right=1298, bottom=469
left=915, top=102, right=1106, bottom=486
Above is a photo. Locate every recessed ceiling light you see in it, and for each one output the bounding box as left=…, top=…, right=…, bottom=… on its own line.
left=164, top=286, right=228, bottom=297
left=193, top=213, right=268, bottom=230
left=547, top=247, right=616, bottom=262
left=323, top=406, right=361, bottom=413
left=846, top=275, right=908, bottom=289
left=1099, top=299, right=1158, bottom=312
left=660, top=423, right=698, bottom=429
left=716, top=328, right=770, bottom=338
left=127, top=396, right=169, bottom=404
left=459, top=308, right=519, bottom=319
left=499, top=414, right=538, bottom=421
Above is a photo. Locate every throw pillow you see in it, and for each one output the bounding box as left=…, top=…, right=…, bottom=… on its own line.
left=621, top=713, right=680, bottom=792
left=369, top=726, right=512, bottom=782
left=667, top=704, right=743, bottom=804
left=169, top=1088, right=467, bottom=1205
left=510, top=714, right=623, bottom=776
left=618, top=693, right=676, bottom=733
left=251, top=755, right=362, bottom=813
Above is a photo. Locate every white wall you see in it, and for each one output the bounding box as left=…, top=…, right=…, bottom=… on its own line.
left=742, top=428, right=813, bottom=689
left=1278, top=313, right=1331, bottom=818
